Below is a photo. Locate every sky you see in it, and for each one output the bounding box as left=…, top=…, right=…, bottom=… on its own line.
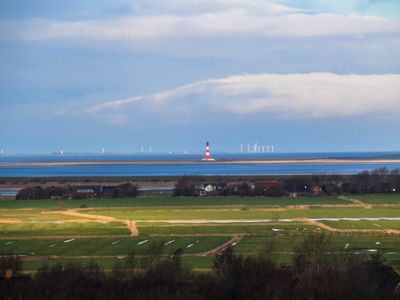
left=0, top=0, right=400, bottom=154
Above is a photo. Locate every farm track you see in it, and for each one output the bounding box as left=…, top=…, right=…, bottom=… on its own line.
left=297, top=217, right=400, bottom=235
left=298, top=218, right=337, bottom=232
left=43, top=210, right=139, bottom=237
left=0, top=219, right=21, bottom=223
left=338, top=195, right=371, bottom=208
left=204, top=236, right=243, bottom=256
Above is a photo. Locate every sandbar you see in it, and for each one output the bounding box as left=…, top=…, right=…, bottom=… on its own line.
left=1, top=158, right=400, bottom=167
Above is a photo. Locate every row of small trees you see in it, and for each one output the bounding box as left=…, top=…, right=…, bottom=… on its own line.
left=1, top=235, right=398, bottom=299
left=173, top=168, right=400, bottom=197
left=16, top=183, right=139, bottom=200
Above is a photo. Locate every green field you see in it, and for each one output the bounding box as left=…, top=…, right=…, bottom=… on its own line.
left=353, top=194, right=400, bottom=204
left=84, top=206, right=400, bottom=220
left=138, top=223, right=320, bottom=236
left=0, top=209, right=84, bottom=222
left=0, top=195, right=399, bottom=273
left=321, top=220, right=400, bottom=231
left=234, top=235, right=400, bottom=268
left=0, top=196, right=348, bottom=209
left=0, top=222, right=130, bottom=237
left=0, top=236, right=229, bottom=256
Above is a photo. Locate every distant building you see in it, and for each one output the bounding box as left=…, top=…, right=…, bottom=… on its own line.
left=195, top=182, right=226, bottom=196
left=311, top=184, right=322, bottom=196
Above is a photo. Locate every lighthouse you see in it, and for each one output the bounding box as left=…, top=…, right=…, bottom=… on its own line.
left=202, top=141, right=215, bottom=161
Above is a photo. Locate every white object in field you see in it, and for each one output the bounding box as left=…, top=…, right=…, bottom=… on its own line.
left=165, top=240, right=175, bottom=246
left=137, top=239, right=148, bottom=245
left=64, top=238, right=75, bottom=243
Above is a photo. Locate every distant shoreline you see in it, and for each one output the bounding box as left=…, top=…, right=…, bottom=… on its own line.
left=2, top=158, right=400, bottom=167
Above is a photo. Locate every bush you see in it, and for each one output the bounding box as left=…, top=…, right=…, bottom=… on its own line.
left=112, top=183, right=139, bottom=198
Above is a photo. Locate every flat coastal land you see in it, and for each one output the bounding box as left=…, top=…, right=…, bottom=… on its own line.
left=2, top=158, right=400, bottom=167
left=1, top=194, right=400, bottom=274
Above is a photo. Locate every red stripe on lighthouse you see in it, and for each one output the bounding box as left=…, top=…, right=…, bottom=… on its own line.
left=204, top=141, right=213, bottom=160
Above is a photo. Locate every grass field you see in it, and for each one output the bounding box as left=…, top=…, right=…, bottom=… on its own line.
left=0, top=209, right=85, bottom=222
left=0, top=196, right=348, bottom=209
left=0, top=236, right=230, bottom=256
left=321, top=220, right=400, bottom=231
left=0, top=194, right=399, bottom=274
left=138, top=223, right=320, bottom=236
left=0, top=222, right=130, bottom=237
left=353, top=194, right=400, bottom=204
left=84, top=206, right=400, bottom=221
left=234, top=235, right=400, bottom=268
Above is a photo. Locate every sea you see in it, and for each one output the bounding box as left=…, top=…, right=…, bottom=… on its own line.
left=1, top=152, right=400, bottom=177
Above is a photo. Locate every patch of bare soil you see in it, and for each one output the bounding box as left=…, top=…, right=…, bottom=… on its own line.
left=0, top=219, right=21, bottom=223
left=46, top=209, right=140, bottom=236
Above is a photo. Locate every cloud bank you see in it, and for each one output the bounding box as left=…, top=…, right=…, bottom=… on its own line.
left=76, top=73, right=400, bottom=124
left=16, top=11, right=399, bottom=42
left=3, top=0, right=398, bottom=42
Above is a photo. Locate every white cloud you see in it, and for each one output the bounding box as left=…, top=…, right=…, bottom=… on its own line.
left=8, top=2, right=399, bottom=42
left=76, top=73, right=400, bottom=124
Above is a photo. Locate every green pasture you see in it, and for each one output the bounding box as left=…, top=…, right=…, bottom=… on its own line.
left=321, top=220, right=400, bottom=231
left=5, top=235, right=399, bottom=273
left=138, top=223, right=320, bottom=236
left=0, top=196, right=347, bottom=209
left=18, top=256, right=215, bottom=273
left=234, top=235, right=399, bottom=254
left=352, top=194, right=400, bottom=204
left=234, top=235, right=400, bottom=270
left=0, top=236, right=230, bottom=257
left=85, top=206, right=400, bottom=221
left=0, top=194, right=399, bottom=273
left=0, top=222, right=129, bottom=237
left=0, top=209, right=81, bottom=222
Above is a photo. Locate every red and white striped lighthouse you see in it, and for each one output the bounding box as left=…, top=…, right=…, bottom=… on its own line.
left=202, top=141, right=215, bottom=161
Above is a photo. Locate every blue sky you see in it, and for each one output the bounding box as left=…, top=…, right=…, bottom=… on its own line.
left=0, top=0, right=400, bottom=154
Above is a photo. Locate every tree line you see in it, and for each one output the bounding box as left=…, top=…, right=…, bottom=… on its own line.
left=173, top=168, right=400, bottom=197
left=1, top=235, right=399, bottom=299
left=16, top=183, right=139, bottom=200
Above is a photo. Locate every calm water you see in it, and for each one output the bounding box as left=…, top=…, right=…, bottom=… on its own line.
left=0, top=152, right=399, bottom=177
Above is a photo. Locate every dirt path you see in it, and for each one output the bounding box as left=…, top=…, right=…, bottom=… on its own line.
left=44, top=210, right=139, bottom=237
left=125, top=220, right=139, bottom=236
left=338, top=195, right=371, bottom=208
left=295, top=217, right=400, bottom=235
left=296, top=218, right=337, bottom=232
left=0, top=219, right=21, bottom=223
left=46, top=210, right=120, bottom=222
left=205, top=235, right=243, bottom=256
